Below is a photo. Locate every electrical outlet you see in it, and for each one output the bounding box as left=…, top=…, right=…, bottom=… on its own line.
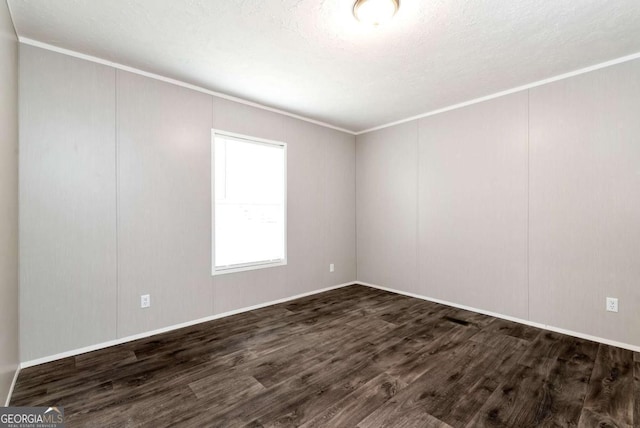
left=329, top=263, right=335, bottom=273
left=141, top=294, right=151, bottom=309
left=606, top=297, right=618, bottom=313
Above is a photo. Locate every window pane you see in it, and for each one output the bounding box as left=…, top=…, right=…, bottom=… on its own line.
left=214, top=135, right=286, bottom=270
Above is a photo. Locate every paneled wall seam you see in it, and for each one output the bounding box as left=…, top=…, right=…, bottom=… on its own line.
left=115, top=70, right=119, bottom=338
left=415, top=121, right=420, bottom=294
left=526, top=89, right=531, bottom=321
left=16, top=38, right=21, bottom=362
left=210, top=95, right=215, bottom=316
left=354, top=136, right=358, bottom=281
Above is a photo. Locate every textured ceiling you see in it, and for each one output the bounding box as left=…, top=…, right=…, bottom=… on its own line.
left=8, top=0, right=640, bottom=132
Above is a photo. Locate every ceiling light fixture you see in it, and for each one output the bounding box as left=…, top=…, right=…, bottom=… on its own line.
left=353, top=0, right=399, bottom=26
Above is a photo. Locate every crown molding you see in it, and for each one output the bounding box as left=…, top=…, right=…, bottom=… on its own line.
left=18, top=37, right=357, bottom=136
left=355, top=50, right=640, bottom=135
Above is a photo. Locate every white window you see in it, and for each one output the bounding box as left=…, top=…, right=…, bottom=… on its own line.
left=212, top=130, right=287, bottom=275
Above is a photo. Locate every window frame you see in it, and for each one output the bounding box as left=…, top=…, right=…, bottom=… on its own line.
left=211, top=129, right=288, bottom=276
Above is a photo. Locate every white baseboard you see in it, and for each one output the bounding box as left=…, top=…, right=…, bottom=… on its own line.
left=4, top=366, right=20, bottom=406
left=21, top=279, right=637, bottom=370
left=358, top=281, right=640, bottom=353
left=21, top=281, right=357, bottom=369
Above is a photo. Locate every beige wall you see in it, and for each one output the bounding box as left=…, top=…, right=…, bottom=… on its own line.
left=20, top=45, right=356, bottom=361
left=528, top=59, right=640, bottom=346
left=356, top=58, right=640, bottom=347
left=418, top=92, right=529, bottom=319
left=20, top=46, right=117, bottom=361
left=356, top=122, right=418, bottom=293
left=0, top=1, right=19, bottom=404
left=116, top=71, right=213, bottom=338
left=19, top=36, right=640, bottom=364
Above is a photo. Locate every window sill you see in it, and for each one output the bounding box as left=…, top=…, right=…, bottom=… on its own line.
left=212, top=260, right=287, bottom=276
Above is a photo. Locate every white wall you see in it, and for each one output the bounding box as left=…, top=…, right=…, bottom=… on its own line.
left=19, top=45, right=356, bottom=361
left=0, top=0, right=19, bottom=403
left=357, top=58, right=640, bottom=348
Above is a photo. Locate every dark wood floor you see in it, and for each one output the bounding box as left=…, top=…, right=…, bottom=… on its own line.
left=11, top=285, right=640, bottom=427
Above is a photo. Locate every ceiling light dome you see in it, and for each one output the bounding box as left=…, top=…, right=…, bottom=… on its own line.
left=353, top=0, right=399, bottom=26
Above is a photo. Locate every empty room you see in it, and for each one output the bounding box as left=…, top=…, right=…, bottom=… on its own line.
left=1, top=0, right=639, bottom=426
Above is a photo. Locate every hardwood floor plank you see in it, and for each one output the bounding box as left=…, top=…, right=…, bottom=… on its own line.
left=468, top=337, right=598, bottom=427
left=385, top=323, right=477, bottom=385
left=299, top=372, right=406, bottom=428
left=346, top=314, right=398, bottom=332
left=446, top=373, right=500, bottom=426
left=477, top=318, right=541, bottom=342
left=578, top=409, right=629, bottom=428
left=634, top=360, right=639, bottom=428
left=437, top=336, right=529, bottom=426
left=442, top=306, right=495, bottom=329
left=59, top=359, right=210, bottom=417
left=112, top=385, right=200, bottom=428
left=11, top=357, right=76, bottom=403
left=367, top=334, right=526, bottom=428
left=377, top=299, right=439, bottom=326
left=369, top=337, right=427, bottom=371
left=247, top=323, right=388, bottom=388
left=466, top=357, right=557, bottom=427
left=175, top=332, right=404, bottom=426
left=361, top=341, right=484, bottom=427
left=189, top=375, right=264, bottom=400
left=579, top=345, right=634, bottom=427
left=255, top=363, right=383, bottom=427
left=518, top=330, right=565, bottom=368
left=535, top=347, right=596, bottom=427
left=357, top=399, right=454, bottom=428
left=74, top=348, right=137, bottom=371
left=557, top=336, right=600, bottom=364
left=359, top=410, right=454, bottom=428
left=468, top=327, right=530, bottom=350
